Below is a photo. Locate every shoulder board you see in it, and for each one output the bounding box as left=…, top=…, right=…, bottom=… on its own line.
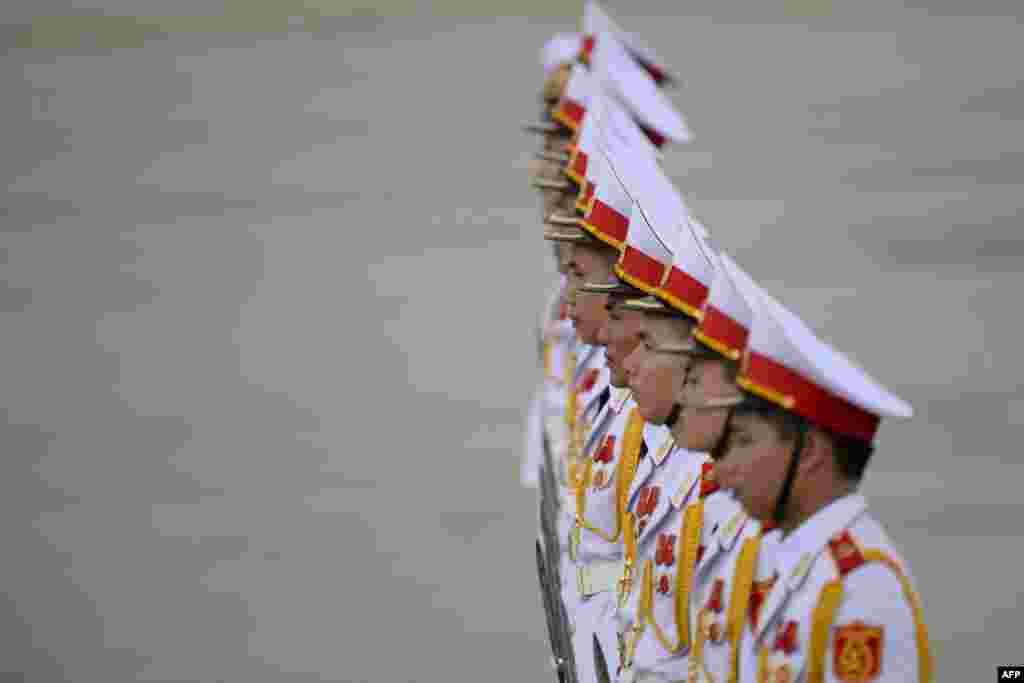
left=827, top=529, right=867, bottom=576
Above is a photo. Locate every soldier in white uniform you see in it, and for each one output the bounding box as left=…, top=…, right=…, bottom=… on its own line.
left=603, top=208, right=715, bottom=683
left=673, top=252, right=780, bottom=683
left=564, top=269, right=654, bottom=683
left=611, top=294, right=701, bottom=683
left=713, top=290, right=932, bottom=683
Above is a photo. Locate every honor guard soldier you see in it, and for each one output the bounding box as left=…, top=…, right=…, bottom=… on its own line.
left=565, top=252, right=652, bottom=682
left=713, top=291, right=933, bottom=683
left=610, top=216, right=720, bottom=683
left=675, top=251, right=781, bottom=683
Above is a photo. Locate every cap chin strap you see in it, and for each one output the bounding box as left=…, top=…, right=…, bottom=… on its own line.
left=772, top=423, right=807, bottom=525
left=664, top=402, right=681, bottom=428
left=708, top=407, right=735, bottom=462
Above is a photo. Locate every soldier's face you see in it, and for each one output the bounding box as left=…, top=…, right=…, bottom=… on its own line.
left=715, top=412, right=793, bottom=522
left=567, top=245, right=615, bottom=345
left=597, top=298, right=644, bottom=388
left=678, top=359, right=740, bottom=452
left=624, top=316, right=692, bottom=424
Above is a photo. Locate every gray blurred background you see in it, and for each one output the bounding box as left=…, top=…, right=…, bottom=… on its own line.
left=1, top=1, right=1022, bottom=682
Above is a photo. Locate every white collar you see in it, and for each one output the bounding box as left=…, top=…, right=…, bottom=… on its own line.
left=774, top=493, right=868, bottom=590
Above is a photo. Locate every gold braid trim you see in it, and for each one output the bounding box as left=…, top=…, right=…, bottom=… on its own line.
left=626, top=558, right=654, bottom=665
left=644, top=499, right=703, bottom=654
left=564, top=350, right=579, bottom=488
left=688, top=607, right=711, bottom=683
left=805, top=580, right=843, bottom=683
left=725, top=535, right=762, bottom=683
left=804, top=549, right=933, bottom=683
left=575, top=406, right=644, bottom=542
left=862, top=550, right=933, bottom=683
left=618, top=510, right=637, bottom=607
left=756, top=646, right=771, bottom=683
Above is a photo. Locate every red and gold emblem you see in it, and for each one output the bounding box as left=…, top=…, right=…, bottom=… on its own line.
left=748, top=574, right=777, bottom=629
left=593, top=435, right=615, bottom=464
left=655, top=533, right=676, bottom=567
left=832, top=622, right=883, bottom=683
left=772, top=621, right=799, bottom=655
left=699, top=462, right=720, bottom=497
left=635, top=486, right=660, bottom=536
left=579, top=368, right=600, bottom=393
left=705, top=579, right=725, bottom=613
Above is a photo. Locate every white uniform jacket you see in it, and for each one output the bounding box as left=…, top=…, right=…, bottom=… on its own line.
left=738, top=494, right=932, bottom=683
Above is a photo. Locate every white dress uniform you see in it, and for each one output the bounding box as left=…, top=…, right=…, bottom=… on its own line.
left=680, top=250, right=785, bottom=683
left=616, top=443, right=756, bottom=683
left=557, top=343, right=613, bottom=624
left=612, top=428, right=713, bottom=683
left=736, top=495, right=931, bottom=683
left=564, top=388, right=641, bottom=683
left=687, top=515, right=780, bottom=683
left=731, top=286, right=932, bottom=683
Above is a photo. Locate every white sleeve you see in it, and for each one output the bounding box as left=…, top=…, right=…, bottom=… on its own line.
left=823, top=562, right=925, bottom=683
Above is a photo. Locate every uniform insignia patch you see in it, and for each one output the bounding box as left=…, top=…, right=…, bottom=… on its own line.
left=833, top=622, right=883, bottom=683
left=772, top=621, right=798, bottom=655
left=657, top=574, right=671, bottom=595
left=706, top=579, right=724, bottom=613
left=655, top=533, right=676, bottom=566
left=699, top=462, right=720, bottom=497
left=593, top=435, right=615, bottom=463
left=828, top=530, right=866, bottom=576
left=580, top=368, right=600, bottom=393
left=636, top=486, right=660, bottom=535
left=749, top=574, right=777, bottom=629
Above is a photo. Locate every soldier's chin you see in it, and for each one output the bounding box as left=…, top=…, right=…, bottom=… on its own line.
left=637, top=402, right=667, bottom=425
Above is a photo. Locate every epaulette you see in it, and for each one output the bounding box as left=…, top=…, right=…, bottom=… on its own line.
left=827, top=529, right=867, bottom=576
left=698, top=462, right=720, bottom=498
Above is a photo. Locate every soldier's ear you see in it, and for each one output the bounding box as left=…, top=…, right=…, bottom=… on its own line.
left=798, top=428, right=832, bottom=478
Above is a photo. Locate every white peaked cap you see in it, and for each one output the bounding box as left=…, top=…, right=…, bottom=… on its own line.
left=739, top=289, right=913, bottom=442
left=592, top=89, right=661, bottom=163
left=582, top=1, right=676, bottom=84
left=656, top=214, right=718, bottom=320
left=553, top=64, right=593, bottom=132
left=541, top=33, right=582, bottom=76
left=580, top=136, right=633, bottom=250
left=612, top=154, right=678, bottom=296
left=570, top=95, right=660, bottom=250
left=566, top=107, right=599, bottom=186
left=694, top=252, right=764, bottom=361
left=590, top=31, right=691, bottom=146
